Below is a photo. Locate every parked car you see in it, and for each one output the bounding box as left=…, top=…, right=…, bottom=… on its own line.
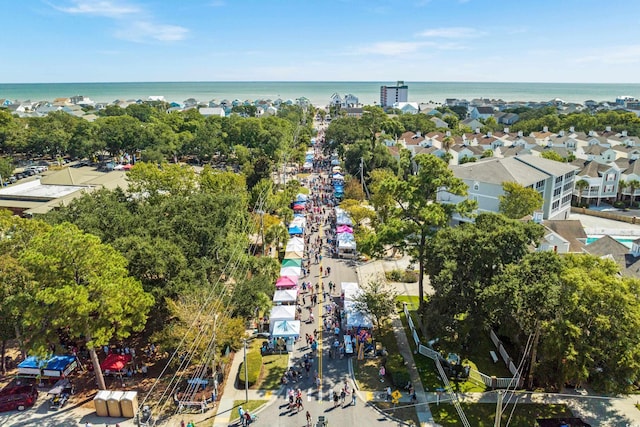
left=0, top=384, right=38, bottom=412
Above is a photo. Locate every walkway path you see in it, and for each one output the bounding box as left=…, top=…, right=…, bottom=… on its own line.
left=357, top=261, right=439, bottom=427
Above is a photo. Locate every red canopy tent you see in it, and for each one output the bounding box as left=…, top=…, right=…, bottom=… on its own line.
left=292, top=204, right=305, bottom=211
left=275, top=275, right=298, bottom=288
left=336, top=225, right=353, bottom=234
left=100, top=354, right=132, bottom=373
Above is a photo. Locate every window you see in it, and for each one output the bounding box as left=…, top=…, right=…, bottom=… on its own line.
left=564, top=172, right=574, bottom=180
left=562, top=194, right=572, bottom=205
left=536, top=180, right=545, bottom=189
left=605, top=185, right=614, bottom=193
left=553, top=187, right=562, bottom=197
left=555, top=176, right=563, bottom=184
left=606, top=173, right=616, bottom=182
left=564, top=182, right=573, bottom=192
left=552, top=200, right=560, bottom=210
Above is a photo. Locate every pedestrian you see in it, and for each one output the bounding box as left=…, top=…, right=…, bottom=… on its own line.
left=180, top=420, right=185, bottom=427
left=351, top=388, right=357, bottom=406
left=333, top=391, right=339, bottom=407
left=238, top=406, right=245, bottom=426
left=340, top=389, right=346, bottom=405
left=386, top=386, right=392, bottom=402
left=306, top=411, right=312, bottom=427
left=379, top=365, right=386, bottom=382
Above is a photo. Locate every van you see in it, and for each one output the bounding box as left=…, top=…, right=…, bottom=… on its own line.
left=0, top=384, right=38, bottom=412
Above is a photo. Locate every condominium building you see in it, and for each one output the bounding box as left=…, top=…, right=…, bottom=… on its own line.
left=380, top=81, right=408, bottom=107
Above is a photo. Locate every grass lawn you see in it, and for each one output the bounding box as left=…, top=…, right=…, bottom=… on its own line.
left=396, top=296, right=513, bottom=393
left=244, top=338, right=289, bottom=390
left=353, top=321, right=400, bottom=391
left=432, top=403, right=574, bottom=426
left=257, top=352, right=289, bottom=389
left=229, top=400, right=269, bottom=421
left=376, top=401, right=420, bottom=426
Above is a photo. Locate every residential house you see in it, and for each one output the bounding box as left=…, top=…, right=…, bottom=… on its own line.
left=343, top=94, right=359, bottom=108
left=430, top=117, right=448, bottom=128
left=469, top=106, right=494, bottom=120
left=198, top=107, right=225, bottom=117
left=538, top=220, right=587, bottom=253
left=449, top=144, right=485, bottom=165
left=344, top=107, right=363, bottom=118
left=461, top=118, right=483, bottom=130
left=575, top=144, right=616, bottom=163
left=329, top=93, right=343, bottom=108
left=573, top=159, right=622, bottom=205
left=439, top=154, right=578, bottom=221
left=584, top=235, right=640, bottom=278
left=393, top=102, right=419, bottom=114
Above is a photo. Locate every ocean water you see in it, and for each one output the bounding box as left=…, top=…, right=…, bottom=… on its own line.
left=1, top=81, right=639, bottom=107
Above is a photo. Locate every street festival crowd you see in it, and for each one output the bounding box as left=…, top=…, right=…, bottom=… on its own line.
left=253, top=128, right=378, bottom=426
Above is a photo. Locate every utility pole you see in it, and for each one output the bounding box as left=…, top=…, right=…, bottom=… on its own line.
left=494, top=390, right=503, bottom=427
left=243, top=339, right=249, bottom=402
left=360, top=157, right=371, bottom=199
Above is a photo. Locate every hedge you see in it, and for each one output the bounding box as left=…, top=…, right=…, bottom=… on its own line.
left=238, top=351, right=262, bottom=387
left=386, top=353, right=410, bottom=387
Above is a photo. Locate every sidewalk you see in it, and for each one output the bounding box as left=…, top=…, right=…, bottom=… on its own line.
left=356, top=261, right=439, bottom=427
left=210, top=343, right=278, bottom=427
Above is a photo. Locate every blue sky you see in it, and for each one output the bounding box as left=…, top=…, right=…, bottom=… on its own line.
left=3, top=0, right=640, bottom=83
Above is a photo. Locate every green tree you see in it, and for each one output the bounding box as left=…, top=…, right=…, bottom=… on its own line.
left=499, top=181, right=543, bottom=219
left=575, top=179, right=589, bottom=206
left=371, top=154, right=475, bottom=311
left=540, top=150, right=564, bottom=162
left=19, top=223, right=154, bottom=390
left=485, top=251, right=563, bottom=389
left=628, top=179, right=640, bottom=206
left=0, top=157, right=14, bottom=182
left=351, top=280, right=397, bottom=335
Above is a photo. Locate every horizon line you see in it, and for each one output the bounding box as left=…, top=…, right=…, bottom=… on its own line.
left=2, top=80, right=640, bottom=85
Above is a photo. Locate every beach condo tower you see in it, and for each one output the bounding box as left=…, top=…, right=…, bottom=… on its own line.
left=380, top=81, right=408, bottom=108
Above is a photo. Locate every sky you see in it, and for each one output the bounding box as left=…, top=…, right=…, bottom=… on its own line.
left=2, top=0, right=640, bottom=83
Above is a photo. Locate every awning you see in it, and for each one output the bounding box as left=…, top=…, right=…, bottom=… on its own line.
left=288, top=226, right=303, bottom=235
left=100, top=354, right=132, bottom=372
left=275, top=276, right=298, bottom=288
left=281, top=258, right=302, bottom=268
left=285, top=242, right=305, bottom=252
left=284, top=250, right=303, bottom=259
left=270, top=305, right=296, bottom=325
left=280, top=266, right=302, bottom=277
left=292, top=204, right=306, bottom=211
left=273, top=288, right=298, bottom=303
left=271, top=320, right=301, bottom=338
left=337, top=225, right=353, bottom=234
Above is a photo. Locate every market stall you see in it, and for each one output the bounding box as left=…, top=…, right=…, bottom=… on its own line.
left=275, top=275, right=298, bottom=289
left=272, top=288, right=298, bottom=305
left=280, top=266, right=302, bottom=277
left=271, top=320, right=301, bottom=351
left=100, top=354, right=132, bottom=376
left=18, top=355, right=78, bottom=378
left=269, top=306, right=296, bottom=333
left=281, top=258, right=302, bottom=268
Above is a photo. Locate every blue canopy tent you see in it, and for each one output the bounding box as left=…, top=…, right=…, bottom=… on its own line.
left=18, top=355, right=78, bottom=378
left=288, top=225, right=304, bottom=235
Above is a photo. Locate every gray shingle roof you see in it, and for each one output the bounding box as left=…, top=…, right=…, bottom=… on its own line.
left=451, top=157, right=549, bottom=186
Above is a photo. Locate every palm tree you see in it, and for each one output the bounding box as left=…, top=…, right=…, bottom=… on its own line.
left=617, top=179, right=627, bottom=202
left=575, top=179, right=589, bottom=207
left=628, top=179, right=640, bottom=207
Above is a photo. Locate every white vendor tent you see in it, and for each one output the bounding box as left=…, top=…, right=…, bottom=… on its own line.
left=273, top=288, right=298, bottom=304
left=271, top=320, right=301, bottom=338
left=342, top=282, right=373, bottom=329
left=285, top=241, right=305, bottom=253
left=280, top=266, right=302, bottom=277
left=269, top=305, right=296, bottom=333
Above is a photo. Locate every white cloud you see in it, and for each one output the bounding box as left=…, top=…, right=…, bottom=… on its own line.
left=417, top=27, right=483, bottom=38
left=115, top=21, right=189, bottom=42
left=576, top=45, right=640, bottom=65
left=53, top=0, right=140, bottom=17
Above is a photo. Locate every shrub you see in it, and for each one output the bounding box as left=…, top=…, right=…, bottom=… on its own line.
left=401, top=270, right=418, bottom=283
left=386, top=353, right=410, bottom=387
left=613, top=201, right=626, bottom=208
left=386, top=270, right=403, bottom=282
left=238, top=351, right=262, bottom=387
